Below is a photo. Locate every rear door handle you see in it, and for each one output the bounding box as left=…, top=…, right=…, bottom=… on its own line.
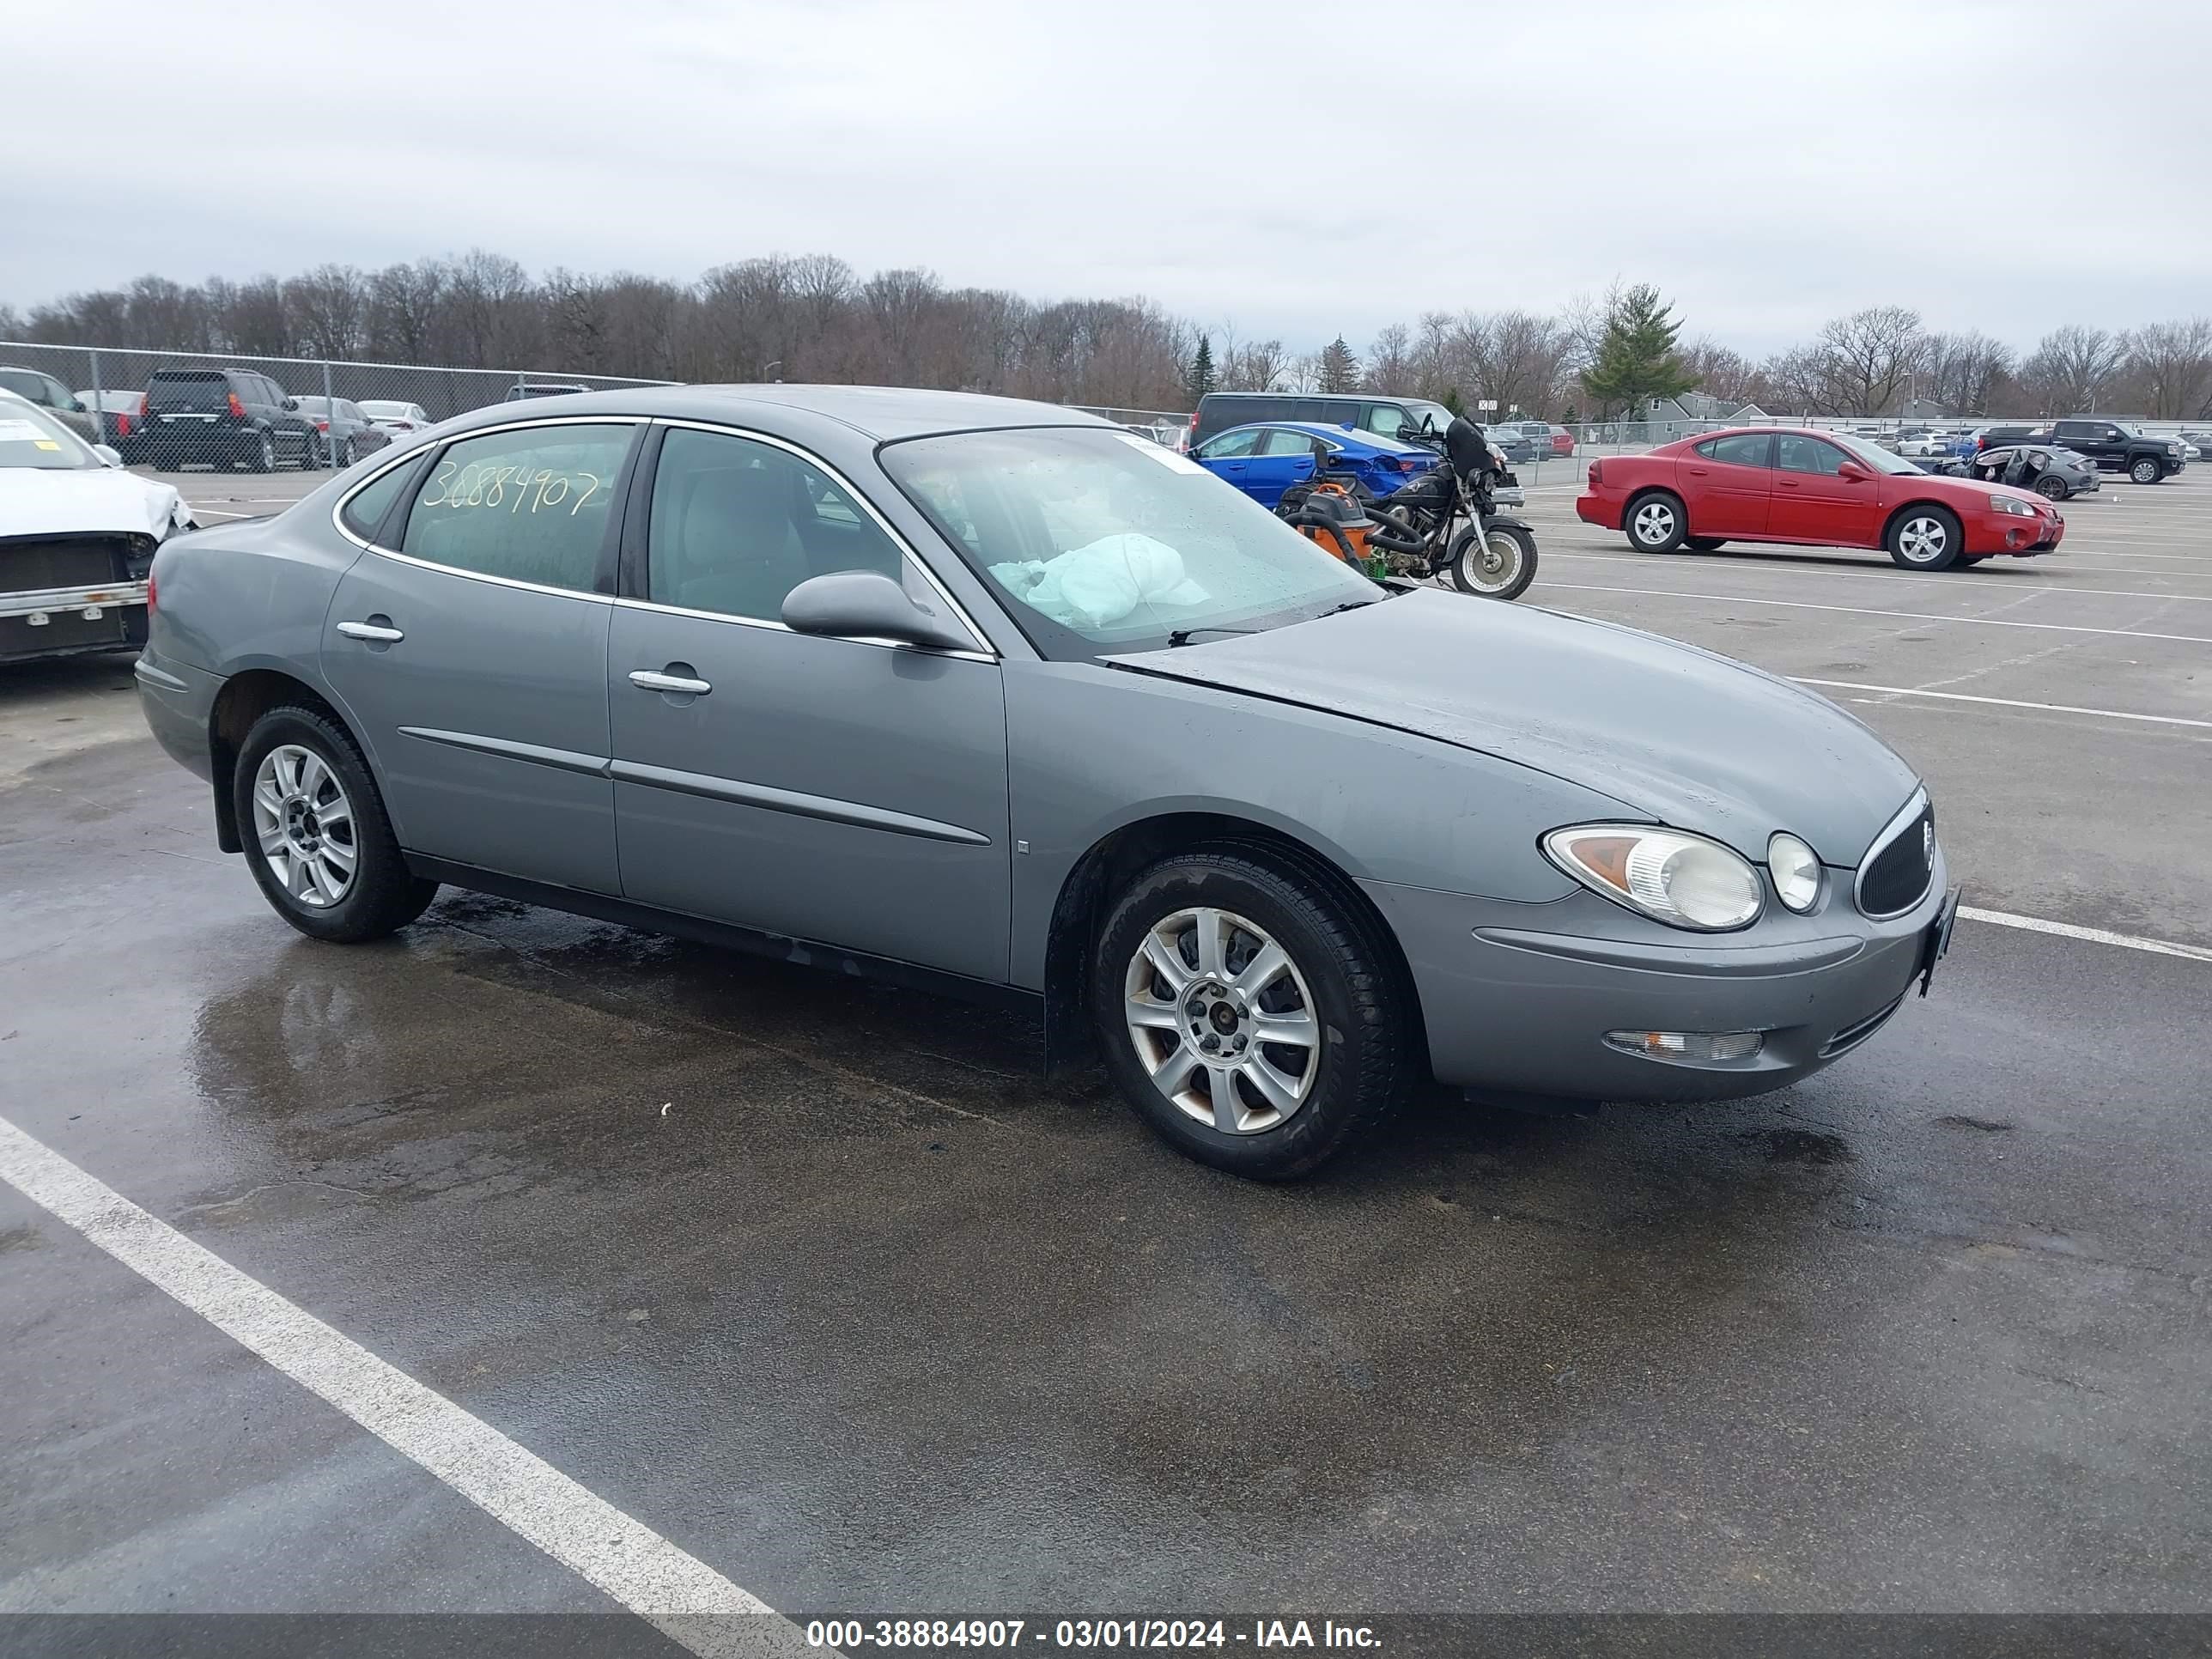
left=336, top=620, right=404, bottom=642
left=629, top=669, right=713, bottom=696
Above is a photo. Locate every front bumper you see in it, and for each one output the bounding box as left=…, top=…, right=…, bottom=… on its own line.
left=1363, top=845, right=1950, bottom=1103
left=1966, top=509, right=2065, bottom=555
left=1, top=580, right=149, bottom=662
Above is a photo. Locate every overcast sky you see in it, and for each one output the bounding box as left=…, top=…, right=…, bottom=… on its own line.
left=9, top=0, right=2209, bottom=356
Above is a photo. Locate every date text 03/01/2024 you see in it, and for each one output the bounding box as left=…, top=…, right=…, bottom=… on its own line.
left=803, top=1619, right=1382, bottom=1650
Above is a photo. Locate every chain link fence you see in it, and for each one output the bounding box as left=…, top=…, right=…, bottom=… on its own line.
left=0, top=341, right=676, bottom=470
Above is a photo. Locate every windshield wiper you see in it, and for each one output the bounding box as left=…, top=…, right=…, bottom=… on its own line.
left=1166, top=625, right=1260, bottom=647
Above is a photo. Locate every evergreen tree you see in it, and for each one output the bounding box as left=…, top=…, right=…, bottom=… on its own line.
left=1186, top=335, right=1217, bottom=403
left=1441, top=386, right=1467, bottom=416
left=1580, top=285, right=1698, bottom=418
left=1318, top=334, right=1359, bottom=393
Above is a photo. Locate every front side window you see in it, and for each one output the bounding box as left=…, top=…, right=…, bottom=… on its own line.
left=883, top=426, right=1378, bottom=658
left=401, top=422, right=632, bottom=591
left=647, top=426, right=907, bottom=622
left=1776, top=434, right=1847, bottom=475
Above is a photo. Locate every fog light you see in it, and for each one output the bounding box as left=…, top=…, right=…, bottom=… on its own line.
left=1604, top=1030, right=1764, bottom=1064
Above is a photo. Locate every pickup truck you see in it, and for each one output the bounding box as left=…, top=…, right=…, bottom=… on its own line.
left=2023, top=418, right=2185, bottom=484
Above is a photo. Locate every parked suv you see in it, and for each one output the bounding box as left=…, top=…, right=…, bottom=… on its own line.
left=1190, top=390, right=1458, bottom=452
left=140, top=368, right=326, bottom=472
left=2024, top=418, right=2185, bottom=484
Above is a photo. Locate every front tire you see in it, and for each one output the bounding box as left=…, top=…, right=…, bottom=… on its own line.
left=2129, top=456, right=2162, bottom=484
left=1091, top=850, right=1413, bottom=1180
left=1447, top=521, right=1537, bottom=600
left=1626, top=491, right=1686, bottom=552
left=234, top=705, right=438, bottom=943
left=1887, top=506, right=1963, bottom=570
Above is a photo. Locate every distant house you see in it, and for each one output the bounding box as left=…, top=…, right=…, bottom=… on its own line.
left=1636, top=393, right=1770, bottom=438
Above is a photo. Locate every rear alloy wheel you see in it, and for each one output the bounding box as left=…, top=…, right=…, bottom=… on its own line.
left=2034, top=474, right=2067, bottom=501
left=1447, top=522, right=1537, bottom=600
left=248, top=431, right=276, bottom=473
left=2129, top=456, right=2162, bottom=485
left=1627, top=492, right=1686, bottom=553
left=1887, top=506, right=1963, bottom=571
left=1093, top=851, right=1412, bottom=1179
left=235, top=706, right=439, bottom=943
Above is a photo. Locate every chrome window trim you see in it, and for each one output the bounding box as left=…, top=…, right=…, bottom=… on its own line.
left=1854, top=787, right=1934, bottom=921
left=328, top=414, right=645, bottom=607
left=646, top=416, right=996, bottom=658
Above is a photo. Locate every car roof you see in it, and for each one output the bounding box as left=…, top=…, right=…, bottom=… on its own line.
left=440, top=383, right=1117, bottom=443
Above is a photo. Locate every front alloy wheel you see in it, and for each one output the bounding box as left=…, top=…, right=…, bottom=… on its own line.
left=1448, top=523, right=1537, bottom=600
left=1887, top=507, right=1961, bottom=570
left=2130, top=457, right=2161, bottom=484
left=1124, top=907, right=1320, bottom=1135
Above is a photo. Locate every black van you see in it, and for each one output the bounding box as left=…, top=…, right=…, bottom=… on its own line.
left=1189, top=391, right=1458, bottom=452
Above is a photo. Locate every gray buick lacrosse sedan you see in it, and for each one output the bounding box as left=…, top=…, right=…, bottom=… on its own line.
left=137, top=386, right=1957, bottom=1178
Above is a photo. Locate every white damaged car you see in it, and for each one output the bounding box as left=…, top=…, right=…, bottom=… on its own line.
left=1, top=390, right=197, bottom=665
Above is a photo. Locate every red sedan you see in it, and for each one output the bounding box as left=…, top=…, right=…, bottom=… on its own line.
left=1576, top=428, right=2064, bottom=570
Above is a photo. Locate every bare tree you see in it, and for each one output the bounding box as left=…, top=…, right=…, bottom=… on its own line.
left=2020, top=325, right=2128, bottom=415
left=1680, top=337, right=1765, bottom=406
left=1364, top=323, right=1413, bottom=392
left=2121, top=319, right=2212, bottom=419
left=1918, top=330, right=2014, bottom=416
left=1223, top=337, right=1290, bottom=392
left=1814, top=307, right=1926, bottom=414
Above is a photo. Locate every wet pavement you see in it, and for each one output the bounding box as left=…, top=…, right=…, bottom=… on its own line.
left=3, top=474, right=2211, bottom=1630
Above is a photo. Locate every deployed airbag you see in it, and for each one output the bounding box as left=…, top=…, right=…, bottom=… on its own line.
left=989, top=534, right=1209, bottom=629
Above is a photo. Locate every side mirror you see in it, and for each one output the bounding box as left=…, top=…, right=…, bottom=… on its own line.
left=781, top=570, right=974, bottom=653
left=282, top=396, right=299, bottom=410
left=1837, top=460, right=1872, bottom=483
left=1396, top=424, right=1422, bottom=442
left=92, top=443, right=122, bottom=466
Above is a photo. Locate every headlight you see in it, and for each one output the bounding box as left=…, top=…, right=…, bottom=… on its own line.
left=1989, top=493, right=2038, bottom=517
left=1542, top=825, right=1764, bottom=932
left=1767, top=832, right=1822, bottom=913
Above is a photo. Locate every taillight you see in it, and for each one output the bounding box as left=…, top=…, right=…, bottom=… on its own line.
left=227, top=392, right=246, bottom=418
left=315, top=419, right=330, bottom=431
left=117, top=413, right=132, bottom=436
left=146, top=568, right=156, bottom=612
left=1588, top=459, right=1605, bottom=485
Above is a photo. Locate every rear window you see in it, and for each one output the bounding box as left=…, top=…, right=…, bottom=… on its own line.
left=146, top=372, right=232, bottom=409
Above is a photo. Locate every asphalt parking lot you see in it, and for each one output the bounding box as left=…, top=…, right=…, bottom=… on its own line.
left=3, top=461, right=2209, bottom=1641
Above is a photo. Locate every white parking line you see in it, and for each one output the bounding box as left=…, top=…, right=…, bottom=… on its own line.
left=0, top=1117, right=805, bottom=1657
left=1541, top=551, right=2212, bottom=602
left=1792, top=678, right=2212, bottom=731
left=1536, top=581, right=2212, bottom=645
left=187, top=507, right=254, bottom=520
left=1960, top=908, right=2212, bottom=963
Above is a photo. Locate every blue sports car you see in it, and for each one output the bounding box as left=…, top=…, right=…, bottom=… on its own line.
left=1191, top=421, right=1439, bottom=509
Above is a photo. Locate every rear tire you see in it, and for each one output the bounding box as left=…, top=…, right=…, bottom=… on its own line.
left=1887, top=505, right=1963, bottom=570
left=247, top=431, right=275, bottom=473
left=2129, top=456, right=2161, bottom=484
left=1684, top=536, right=1727, bottom=551
left=2034, top=474, right=2067, bottom=501
left=234, top=705, right=439, bottom=944
left=1447, top=522, right=1537, bottom=600
left=1091, top=850, right=1413, bottom=1180
left=1626, top=491, right=1686, bottom=553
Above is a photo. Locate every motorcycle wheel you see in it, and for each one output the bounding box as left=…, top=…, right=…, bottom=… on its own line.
left=1448, top=522, right=1537, bottom=601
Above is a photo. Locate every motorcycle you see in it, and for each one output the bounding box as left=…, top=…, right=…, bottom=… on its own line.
left=1276, top=415, right=1539, bottom=601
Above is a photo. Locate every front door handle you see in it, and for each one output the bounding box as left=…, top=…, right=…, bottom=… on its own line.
left=336, top=619, right=404, bottom=643
left=629, top=669, right=713, bottom=696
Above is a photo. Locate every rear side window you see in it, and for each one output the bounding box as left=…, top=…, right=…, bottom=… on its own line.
left=400, top=422, right=633, bottom=592
left=341, top=460, right=417, bottom=542
left=1258, top=428, right=1322, bottom=457
left=1697, top=434, right=1773, bottom=466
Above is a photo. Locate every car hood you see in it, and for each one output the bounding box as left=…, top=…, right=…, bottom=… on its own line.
left=0, top=467, right=187, bottom=541
left=1111, top=588, right=1923, bottom=863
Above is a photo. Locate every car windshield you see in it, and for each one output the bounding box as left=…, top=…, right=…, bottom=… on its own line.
left=295, top=397, right=332, bottom=415
left=1826, top=433, right=1922, bottom=476
left=0, top=398, right=98, bottom=470
left=881, top=426, right=1380, bottom=659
